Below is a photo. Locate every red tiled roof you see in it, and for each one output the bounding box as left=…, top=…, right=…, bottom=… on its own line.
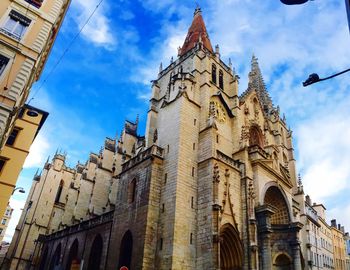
left=179, top=8, right=213, bottom=57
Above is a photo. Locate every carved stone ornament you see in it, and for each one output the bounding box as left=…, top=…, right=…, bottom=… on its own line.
left=209, top=101, right=226, bottom=123
left=213, top=163, right=220, bottom=183
left=153, top=129, right=158, bottom=143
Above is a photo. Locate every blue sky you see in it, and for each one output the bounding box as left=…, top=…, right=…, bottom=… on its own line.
left=5, top=0, right=350, bottom=241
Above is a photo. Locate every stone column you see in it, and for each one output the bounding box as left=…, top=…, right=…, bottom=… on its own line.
left=290, top=222, right=303, bottom=270
left=255, top=205, right=275, bottom=270
left=291, top=243, right=302, bottom=270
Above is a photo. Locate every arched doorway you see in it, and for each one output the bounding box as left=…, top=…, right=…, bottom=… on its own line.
left=49, top=243, right=61, bottom=270
left=264, top=186, right=290, bottom=224
left=118, top=230, right=133, bottom=269
left=65, top=239, right=79, bottom=270
left=87, top=234, right=103, bottom=270
left=38, top=247, right=48, bottom=270
left=273, top=253, right=292, bottom=270
left=220, top=223, right=243, bottom=270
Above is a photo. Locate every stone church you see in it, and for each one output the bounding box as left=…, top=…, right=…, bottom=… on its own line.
left=4, top=7, right=305, bottom=270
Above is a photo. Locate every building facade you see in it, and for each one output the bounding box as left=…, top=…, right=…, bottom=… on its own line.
left=331, top=220, right=347, bottom=270
left=313, top=203, right=335, bottom=269
left=0, top=104, right=48, bottom=218
left=296, top=193, right=323, bottom=269
left=0, top=0, right=70, bottom=148
left=0, top=203, right=13, bottom=243
left=7, top=8, right=310, bottom=270
left=345, top=233, right=350, bottom=270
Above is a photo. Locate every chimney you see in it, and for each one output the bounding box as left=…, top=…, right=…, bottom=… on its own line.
left=341, top=226, right=345, bottom=233
left=331, top=219, right=337, bottom=228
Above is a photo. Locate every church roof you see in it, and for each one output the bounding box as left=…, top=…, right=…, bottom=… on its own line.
left=179, top=7, right=213, bottom=57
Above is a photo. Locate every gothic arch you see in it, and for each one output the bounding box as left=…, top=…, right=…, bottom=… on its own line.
left=49, top=243, right=61, bottom=269
left=273, top=252, right=293, bottom=270
left=118, top=230, right=133, bottom=269
left=38, top=246, right=48, bottom=270
left=263, top=185, right=290, bottom=224
left=220, top=223, right=243, bottom=270
left=65, top=239, right=79, bottom=270
left=87, top=234, right=103, bottom=270
left=249, top=125, right=264, bottom=148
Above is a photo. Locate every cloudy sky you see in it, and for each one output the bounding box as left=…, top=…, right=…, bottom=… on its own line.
left=5, top=0, right=350, bottom=241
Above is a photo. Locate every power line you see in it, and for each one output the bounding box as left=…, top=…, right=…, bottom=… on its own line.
left=30, top=0, right=104, bottom=101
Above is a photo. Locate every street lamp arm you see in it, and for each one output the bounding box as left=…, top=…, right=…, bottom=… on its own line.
left=303, top=68, right=350, bottom=86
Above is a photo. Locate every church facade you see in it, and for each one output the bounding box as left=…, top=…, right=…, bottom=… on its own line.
left=5, top=8, right=306, bottom=270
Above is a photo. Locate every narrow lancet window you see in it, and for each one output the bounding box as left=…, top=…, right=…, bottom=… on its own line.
left=212, top=64, right=217, bottom=84
left=219, top=70, right=224, bottom=90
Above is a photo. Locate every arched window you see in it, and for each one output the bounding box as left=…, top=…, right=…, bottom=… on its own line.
left=66, top=239, right=79, bottom=270
left=118, top=230, right=133, bottom=269
left=128, top=179, right=136, bottom=203
left=212, top=64, right=217, bottom=84
left=219, top=70, right=224, bottom=90
left=38, top=247, right=49, bottom=270
left=87, top=234, right=103, bottom=270
left=49, top=243, right=61, bottom=269
left=55, top=180, right=64, bottom=203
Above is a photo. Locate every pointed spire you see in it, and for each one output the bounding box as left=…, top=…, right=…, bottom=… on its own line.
left=247, top=54, right=273, bottom=113
left=179, top=7, right=213, bottom=57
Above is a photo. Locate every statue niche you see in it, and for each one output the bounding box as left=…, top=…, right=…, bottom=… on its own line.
left=249, top=125, right=264, bottom=148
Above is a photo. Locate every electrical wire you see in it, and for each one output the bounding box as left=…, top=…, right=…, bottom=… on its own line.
left=30, top=0, right=104, bottom=101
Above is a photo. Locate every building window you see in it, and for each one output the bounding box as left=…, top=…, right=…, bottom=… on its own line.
left=1, top=10, right=31, bottom=40
left=0, top=228, right=3, bottom=235
left=191, top=197, right=194, bottom=208
left=24, top=0, right=44, bottom=8
left=55, top=181, right=64, bottom=203
left=192, top=167, right=195, bottom=177
left=0, top=55, right=9, bottom=76
left=0, top=158, right=7, bottom=173
left=160, top=238, right=163, bottom=250
left=1, top=218, right=7, bottom=225
left=190, top=233, right=193, bottom=244
left=212, top=64, right=217, bottom=84
left=219, top=70, right=224, bottom=90
left=164, top=173, right=167, bottom=184
left=6, top=127, right=20, bottom=146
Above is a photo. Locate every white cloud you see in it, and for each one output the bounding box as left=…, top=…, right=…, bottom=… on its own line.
left=71, top=0, right=116, bottom=49
left=328, top=204, right=350, bottom=234
left=23, top=133, right=51, bottom=168
left=3, top=198, right=25, bottom=243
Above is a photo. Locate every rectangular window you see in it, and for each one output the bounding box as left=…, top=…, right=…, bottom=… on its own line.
left=1, top=218, right=6, bottom=225
left=0, top=55, right=9, bottom=76
left=6, top=127, right=20, bottom=146
left=160, top=238, right=163, bottom=250
left=5, top=209, right=10, bottom=216
left=1, top=10, right=31, bottom=40
left=0, top=158, right=6, bottom=173
left=0, top=228, right=3, bottom=235
left=24, top=0, right=44, bottom=8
